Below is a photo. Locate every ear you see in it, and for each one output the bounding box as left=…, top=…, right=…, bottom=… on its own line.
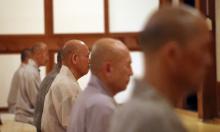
left=162, top=41, right=181, bottom=67
left=103, top=62, right=112, bottom=77
left=71, top=54, right=77, bottom=64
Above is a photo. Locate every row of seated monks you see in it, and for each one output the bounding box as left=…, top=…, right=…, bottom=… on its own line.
left=6, top=4, right=211, bottom=132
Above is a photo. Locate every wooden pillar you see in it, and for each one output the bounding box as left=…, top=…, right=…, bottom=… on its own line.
left=46, top=51, right=55, bottom=74
left=197, top=0, right=218, bottom=120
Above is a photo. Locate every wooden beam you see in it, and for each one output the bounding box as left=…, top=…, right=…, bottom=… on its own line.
left=0, top=34, right=139, bottom=53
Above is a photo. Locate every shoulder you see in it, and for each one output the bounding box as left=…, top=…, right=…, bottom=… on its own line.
left=50, top=75, right=80, bottom=97
left=113, top=99, right=172, bottom=129
left=22, top=64, right=39, bottom=78
left=110, top=98, right=184, bottom=132
left=87, top=93, right=115, bottom=112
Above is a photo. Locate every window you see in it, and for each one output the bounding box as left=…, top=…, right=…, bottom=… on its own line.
left=53, top=0, right=104, bottom=34
left=0, top=0, right=44, bottom=34
left=109, top=0, right=159, bottom=32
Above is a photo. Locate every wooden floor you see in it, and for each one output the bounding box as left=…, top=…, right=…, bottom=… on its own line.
left=176, top=109, right=220, bottom=132
left=1, top=110, right=220, bottom=132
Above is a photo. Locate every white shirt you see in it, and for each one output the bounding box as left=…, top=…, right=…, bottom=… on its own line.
left=41, top=65, right=81, bottom=132
left=67, top=74, right=116, bottom=132
left=15, top=59, right=41, bottom=124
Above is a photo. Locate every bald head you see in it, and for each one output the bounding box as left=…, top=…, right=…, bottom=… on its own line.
left=62, top=40, right=87, bottom=61
left=62, top=39, right=89, bottom=79
left=32, top=42, right=48, bottom=66
left=90, top=38, right=129, bottom=74
left=90, top=38, right=132, bottom=95
left=32, top=42, right=48, bottom=55
left=140, top=4, right=209, bottom=53
left=140, top=5, right=212, bottom=103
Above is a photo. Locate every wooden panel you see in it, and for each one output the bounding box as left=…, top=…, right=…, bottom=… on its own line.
left=197, top=0, right=218, bottom=120
left=45, top=0, right=53, bottom=36
left=104, top=0, right=109, bottom=34
left=0, top=34, right=140, bottom=53
left=46, top=51, right=55, bottom=73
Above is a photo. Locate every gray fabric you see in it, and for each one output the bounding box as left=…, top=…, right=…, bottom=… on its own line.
left=33, top=64, right=60, bottom=132
left=41, top=65, right=81, bottom=132
left=109, top=79, right=187, bottom=132
left=7, top=64, right=27, bottom=113
left=67, top=74, right=116, bottom=132
left=15, top=59, right=41, bottom=124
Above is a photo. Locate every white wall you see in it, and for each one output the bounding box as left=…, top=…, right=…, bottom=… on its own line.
left=0, top=54, right=20, bottom=107
left=109, top=0, right=159, bottom=32
left=53, top=0, right=104, bottom=33
left=0, top=0, right=44, bottom=34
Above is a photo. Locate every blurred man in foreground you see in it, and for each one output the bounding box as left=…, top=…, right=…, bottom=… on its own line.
left=110, top=5, right=211, bottom=132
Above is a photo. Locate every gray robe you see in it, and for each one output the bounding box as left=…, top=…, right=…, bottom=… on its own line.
left=33, top=64, right=60, bottom=132
left=67, top=74, right=116, bottom=132
left=15, top=59, right=41, bottom=124
left=109, top=79, right=187, bottom=132
left=7, top=63, right=27, bottom=113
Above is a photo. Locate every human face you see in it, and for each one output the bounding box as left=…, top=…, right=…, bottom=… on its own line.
left=176, top=25, right=212, bottom=90
left=76, top=46, right=90, bottom=77
left=110, top=51, right=133, bottom=93
left=38, top=48, right=49, bottom=66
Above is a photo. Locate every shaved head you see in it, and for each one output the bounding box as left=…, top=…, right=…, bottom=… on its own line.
left=32, top=42, right=48, bottom=55
left=90, top=38, right=129, bottom=74
left=140, top=4, right=209, bottom=53
left=139, top=4, right=212, bottom=105
left=62, top=39, right=89, bottom=79
left=90, top=38, right=132, bottom=95
left=62, top=39, right=87, bottom=60
left=31, top=42, right=48, bottom=66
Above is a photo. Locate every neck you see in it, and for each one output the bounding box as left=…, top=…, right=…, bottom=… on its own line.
left=95, top=73, right=115, bottom=97
left=31, top=58, right=40, bottom=68
left=145, top=62, right=185, bottom=106
left=64, top=64, right=80, bottom=80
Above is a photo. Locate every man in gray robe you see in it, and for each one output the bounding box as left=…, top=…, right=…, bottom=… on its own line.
left=7, top=48, right=32, bottom=113
left=109, top=5, right=212, bottom=132
left=34, top=50, right=62, bottom=132
left=67, top=38, right=133, bottom=132
left=15, top=42, right=49, bottom=124
left=41, top=40, right=89, bottom=132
